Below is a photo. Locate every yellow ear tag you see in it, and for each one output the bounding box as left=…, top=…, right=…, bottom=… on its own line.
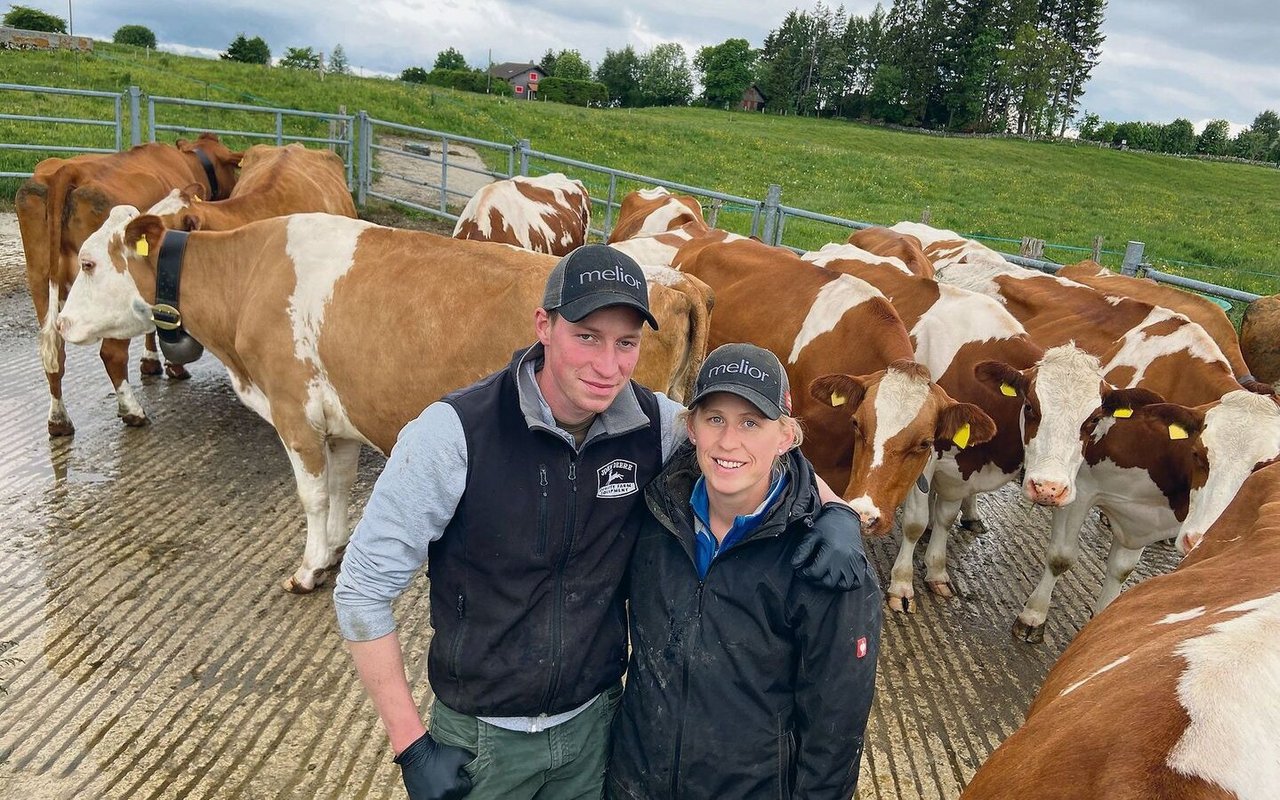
left=1000, top=383, right=1017, bottom=397
left=1113, top=407, right=1133, bottom=418
left=135, top=238, right=149, bottom=257
left=192, top=195, right=202, bottom=203
left=830, top=391, right=846, bottom=407
left=1169, top=423, right=1189, bottom=440
left=952, top=423, right=971, bottom=449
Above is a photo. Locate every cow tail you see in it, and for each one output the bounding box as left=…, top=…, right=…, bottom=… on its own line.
left=40, top=165, right=76, bottom=374
left=675, top=274, right=714, bottom=403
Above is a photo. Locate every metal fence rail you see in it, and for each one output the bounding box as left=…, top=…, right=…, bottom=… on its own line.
left=0, top=83, right=124, bottom=177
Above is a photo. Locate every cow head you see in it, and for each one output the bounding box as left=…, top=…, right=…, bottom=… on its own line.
left=810, top=359, right=996, bottom=535
left=1134, top=391, right=1280, bottom=554
left=976, top=344, right=1164, bottom=506
left=57, top=206, right=164, bottom=344
left=146, top=183, right=207, bottom=230
left=175, top=133, right=243, bottom=200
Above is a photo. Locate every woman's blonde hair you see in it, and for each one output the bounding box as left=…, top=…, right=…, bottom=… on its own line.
left=679, top=404, right=805, bottom=450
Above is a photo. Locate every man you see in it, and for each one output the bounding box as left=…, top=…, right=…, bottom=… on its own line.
left=334, top=244, right=864, bottom=800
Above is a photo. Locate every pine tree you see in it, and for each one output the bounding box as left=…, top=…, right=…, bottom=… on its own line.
left=329, top=44, right=350, bottom=75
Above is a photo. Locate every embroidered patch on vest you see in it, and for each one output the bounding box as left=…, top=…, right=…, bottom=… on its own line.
left=597, top=459, right=639, bottom=498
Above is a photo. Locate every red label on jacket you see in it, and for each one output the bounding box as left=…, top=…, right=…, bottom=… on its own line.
left=856, top=636, right=868, bottom=659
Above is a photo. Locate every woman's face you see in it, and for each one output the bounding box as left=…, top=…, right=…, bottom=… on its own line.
left=687, top=392, right=794, bottom=510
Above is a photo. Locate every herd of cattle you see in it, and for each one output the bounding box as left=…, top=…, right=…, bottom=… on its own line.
left=15, top=135, right=1279, bottom=798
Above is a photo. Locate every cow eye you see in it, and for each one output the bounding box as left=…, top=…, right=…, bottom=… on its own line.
left=80, top=259, right=95, bottom=275
left=1023, top=403, right=1040, bottom=423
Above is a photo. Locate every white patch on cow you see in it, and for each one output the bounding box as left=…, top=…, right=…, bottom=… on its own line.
left=115, top=381, right=145, bottom=420
left=610, top=231, right=689, bottom=268
left=40, top=279, right=61, bottom=373
left=1220, top=596, right=1273, bottom=615
left=639, top=264, right=685, bottom=287
left=285, top=214, right=374, bottom=364
left=631, top=197, right=701, bottom=237
left=638, top=187, right=672, bottom=199
left=1181, top=391, right=1280, bottom=546
left=1104, top=294, right=1125, bottom=306
left=1058, top=654, right=1131, bottom=697
left=229, top=372, right=274, bottom=424
left=802, top=242, right=911, bottom=275
left=1157, top=607, right=1207, bottom=625
left=869, top=368, right=931, bottom=468
left=889, top=221, right=1007, bottom=268
left=788, top=275, right=884, bottom=363
left=848, top=493, right=881, bottom=527
left=1103, top=307, right=1231, bottom=387
left=145, top=189, right=190, bottom=216
left=1168, top=592, right=1280, bottom=799
left=59, top=205, right=155, bottom=343
left=305, top=376, right=375, bottom=448
left=453, top=173, right=587, bottom=253
left=909, top=284, right=1026, bottom=379
left=1023, top=345, right=1105, bottom=493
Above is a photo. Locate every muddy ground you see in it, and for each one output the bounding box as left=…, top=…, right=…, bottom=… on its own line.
left=0, top=210, right=1180, bottom=798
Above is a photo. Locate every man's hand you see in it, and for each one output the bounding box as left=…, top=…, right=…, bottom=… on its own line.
left=394, top=732, right=474, bottom=800
left=792, top=502, right=865, bottom=591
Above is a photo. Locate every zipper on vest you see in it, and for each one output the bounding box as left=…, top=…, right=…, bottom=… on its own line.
left=448, top=593, right=466, bottom=680
left=535, top=464, right=549, bottom=557
left=541, top=456, right=579, bottom=710
left=670, top=580, right=704, bottom=799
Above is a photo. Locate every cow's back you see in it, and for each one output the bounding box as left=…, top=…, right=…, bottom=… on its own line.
left=1241, top=294, right=1280, bottom=385
left=231, top=144, right=356, bottom=217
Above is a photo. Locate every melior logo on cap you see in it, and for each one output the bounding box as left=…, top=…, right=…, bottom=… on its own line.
left=577, top=265, right=643, bottom=289
left=707, top=359, right=772, bottom=383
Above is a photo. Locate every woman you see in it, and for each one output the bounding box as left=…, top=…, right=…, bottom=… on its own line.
left=608, top=343, right=883, bottom=800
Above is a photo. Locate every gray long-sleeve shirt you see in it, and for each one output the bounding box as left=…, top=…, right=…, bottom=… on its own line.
left=333, top=356, right=685, bottom=642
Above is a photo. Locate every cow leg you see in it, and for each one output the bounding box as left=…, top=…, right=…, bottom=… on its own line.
left=140, top=334, right=163, bottom=376
left=888, top=488, right=930, bottom=613
left=958, top=494, right=985, bottom=534
left=101, top=338, right=148, bottom=427
left=924, top=492, right=964, bottom=598
left=1095, top=532, right=1145, bottom=613
left=1014, top=500, right=1091, bottom=643
left=323, top=438, right=363, bottom=570
left=36, top=279, right=74, bottom=436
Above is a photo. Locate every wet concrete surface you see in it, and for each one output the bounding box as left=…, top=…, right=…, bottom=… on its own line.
left=0, top=213, right=1181, bottom=798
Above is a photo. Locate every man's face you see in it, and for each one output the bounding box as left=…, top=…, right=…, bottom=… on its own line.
left=535, top=305, right=645, bottom=423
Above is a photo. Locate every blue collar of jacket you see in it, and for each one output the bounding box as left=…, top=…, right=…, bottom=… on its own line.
left=509, top=342, right=651, bottom=446
left=690, top=467, right=790, bottom=579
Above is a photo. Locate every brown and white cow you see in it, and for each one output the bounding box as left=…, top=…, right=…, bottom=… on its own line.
left=804, top=242, right=1042, bottom=610
left=846, top=226, right=936, bottom=279
left=151, top=143, right=356, bottom=232
left=452, top=172, right=590, bottom=255
left=1238, top=293, right=1280, bottom=385
left=961, top=461, right=1280, bottom=800
left=57, top=209, right=711, bottom=592
left=663, top=233, right=996, bottom=536
left=1058, top=259, right=1255, bottom=386
left=606, top=187, right=707, bottom=244
left=15, top=134, right=242, bottom=436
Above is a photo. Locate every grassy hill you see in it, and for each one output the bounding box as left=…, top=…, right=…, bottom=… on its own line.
left=3, top=42, right=1278, bottom=294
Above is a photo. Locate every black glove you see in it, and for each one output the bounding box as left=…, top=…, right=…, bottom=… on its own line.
left=791, top=502, right=865, bottom=591
left=394, top=732, right=474, bottom=800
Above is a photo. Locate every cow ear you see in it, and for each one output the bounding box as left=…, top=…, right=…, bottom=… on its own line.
left=1103, top=387, right=1165, bottom=417
left=1132, top=403, right=1205, bottom=441
left=974, top=360, right=1026, bottom=398
left=181, top=214, right=201, bottom=232
left=809, top=374, right=868, bottom=411
left=936, top=402, right=997, bottom=450
left=124, top=215, right=165, bottom=260
left=181, top=182, right=206, bottom=203
left=226, top=150, right=245, bottom=168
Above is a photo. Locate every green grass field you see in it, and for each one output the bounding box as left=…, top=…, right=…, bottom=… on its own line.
left=3, top=42, right=1278, bottom=295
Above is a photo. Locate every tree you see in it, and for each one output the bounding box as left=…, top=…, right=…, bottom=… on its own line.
left=1250, top=110, right=1280, bottom=142
left=328, top=44, right=350, bottom=75
left=595, top=46, right=642, bottom=107
left=694, top=38, right=756, bottom=108
left=221, top=33, right=271, bottom=65
left=2, top=5, right=66, bottom=33
left=280, top=46, right=321, bottom=70
left=551, top=49, right=592, bottom=81
left=1001, top=24, right=1072, bottom=135
left=400, top=66, right=430, bottom=83
left=1161, top=118, right=1195, bottom=154
left=539, top=49, right=558, bottom=77
left=433, top=47, right=467, bottom=71
left=112, top=24, right=156, bottom=48
left=638, top=43, right=694, bottom=107
left=1195, top=119, right=1230, bottom=156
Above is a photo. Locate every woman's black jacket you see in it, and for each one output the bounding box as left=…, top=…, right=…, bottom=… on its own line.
left=608, top=443, right=883, bottom=800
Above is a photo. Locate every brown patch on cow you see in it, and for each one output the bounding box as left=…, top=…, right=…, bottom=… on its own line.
left=1107, top=365, right=1138, bottom=387
left=1140, top=318, right=1185, bottom=338
left=848, top=226, right=936, bottom=278
left=609, top=189, right=707, bottom=243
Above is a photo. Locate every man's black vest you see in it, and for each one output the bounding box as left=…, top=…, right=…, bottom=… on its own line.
left=430, top=348, right=662, bottom=716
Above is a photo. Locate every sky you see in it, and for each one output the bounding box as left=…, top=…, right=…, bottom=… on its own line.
left=47, top=0, right=1280, bottom=133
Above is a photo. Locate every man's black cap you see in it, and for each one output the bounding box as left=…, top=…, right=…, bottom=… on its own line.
left=542, top=244, right=659, bottom=330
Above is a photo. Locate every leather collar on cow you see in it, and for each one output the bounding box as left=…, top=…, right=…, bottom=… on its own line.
left=151, top=230, right=205, bottom=364
left=192, top=147, right=220, bottom=200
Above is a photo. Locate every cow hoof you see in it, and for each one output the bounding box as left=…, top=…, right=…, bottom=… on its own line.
left=959, top=517, right=986, bottom=534
left=927, top=580, right=955, bottom=599
left=887, top=595, right=913, bottom=614
left=120, top=413, right=150, bottom=428
left=282, top=569, right=329, bottom=594
left=48, top=419, right=75, bottom=437
left=165, top=363, right=192, bottom=380
left=140, top=358, right=163, bottom=376
left=1012, top=619, right=1046, bottom=644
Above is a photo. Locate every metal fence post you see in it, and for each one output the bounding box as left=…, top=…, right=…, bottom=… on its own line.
left=128, top=86, right=141, bottom=146
left=275, top=112, right=284, bottom=145
left=1121, top=241, right=1145, bottom=276
left=518, top=138, right=531, bottom=176
left=356, top=111, right=369, bottom=207
left=147, top=96, right=156, bottom=142
left=761, top=184, right=782, bottom=245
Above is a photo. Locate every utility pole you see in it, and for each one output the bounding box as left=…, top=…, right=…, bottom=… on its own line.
left=67, top=0, right=73, bottom=34
left=487, top=48, right=492, bottom=94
